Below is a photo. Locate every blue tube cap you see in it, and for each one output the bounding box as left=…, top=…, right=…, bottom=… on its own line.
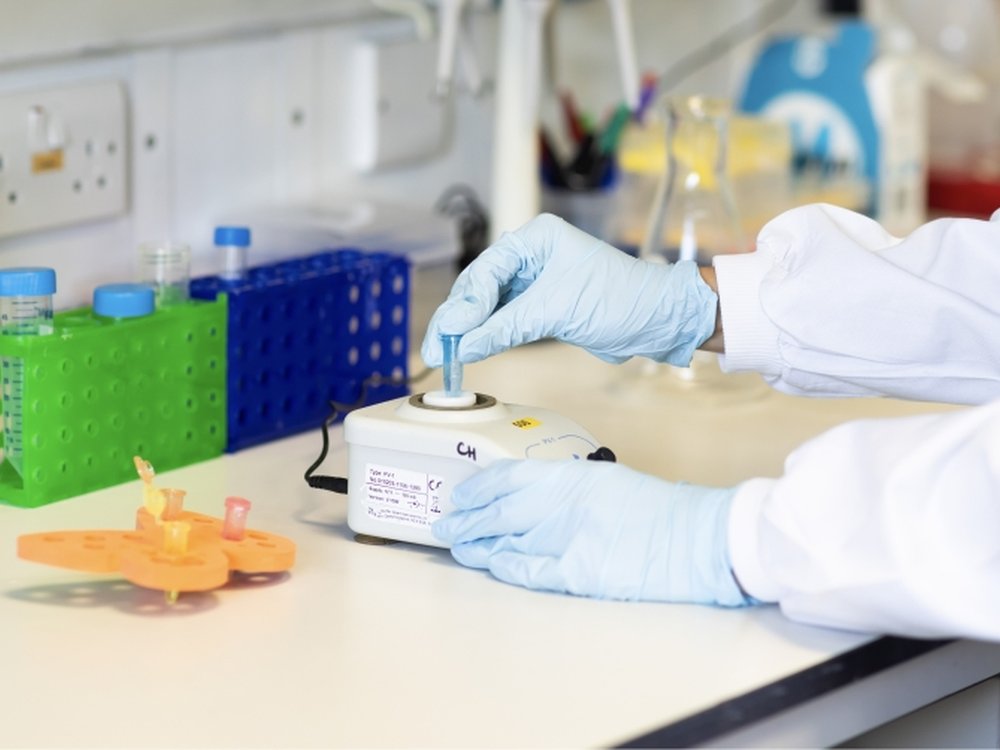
left=0, top=267, right=57, bottom=296
left=214, top=226, right=251, bottom=247
left=93, top=283, right=155, bottom=318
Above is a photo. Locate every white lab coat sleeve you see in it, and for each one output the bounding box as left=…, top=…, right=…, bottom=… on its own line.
left=712, top=203, right=1000, bottom=405
left=727, top=400, right=1000, bottom=640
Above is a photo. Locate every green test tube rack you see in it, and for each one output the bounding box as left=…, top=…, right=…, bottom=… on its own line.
left=0, top=297, right=227, bottom=508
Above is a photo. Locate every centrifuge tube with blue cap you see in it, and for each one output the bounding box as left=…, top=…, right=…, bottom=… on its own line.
left=214, top=226, right=251, bottom=282
left=422, top=333, right=476, bottom=408
left=0, top=267, right=56, bottom=478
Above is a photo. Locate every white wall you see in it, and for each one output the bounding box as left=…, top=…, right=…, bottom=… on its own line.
left=0, top=0, right=824, bottom=309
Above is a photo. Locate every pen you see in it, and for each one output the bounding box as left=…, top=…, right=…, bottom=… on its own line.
left=539, top=127, right=569, bottom=188
left=598, top=103, right=631, bottom=156
left=560, top=91, right=587, bottom=144
left=634, top=71, right=659, bottom=122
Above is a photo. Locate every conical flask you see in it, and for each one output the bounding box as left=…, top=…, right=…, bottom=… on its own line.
left=640, top=95, right=748, bottom=264
left=635, top=95, right=765, bottom=401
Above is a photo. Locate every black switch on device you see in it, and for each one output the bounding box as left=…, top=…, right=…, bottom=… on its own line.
left=586, top=446, right=617, bottom=462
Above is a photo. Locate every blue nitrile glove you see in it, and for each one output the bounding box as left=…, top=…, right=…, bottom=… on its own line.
left=421, top=213, right=718, bottom=367
left=432, top=459, right=753, bottom=606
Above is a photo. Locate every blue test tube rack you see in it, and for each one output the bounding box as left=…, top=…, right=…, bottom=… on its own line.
left=190, top=249, right=410, bottom=452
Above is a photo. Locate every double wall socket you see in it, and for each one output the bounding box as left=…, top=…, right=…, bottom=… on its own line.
left=0, top=81, right=128, bottom=240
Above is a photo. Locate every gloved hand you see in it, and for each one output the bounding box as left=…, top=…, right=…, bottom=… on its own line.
left=432, top=458, right=753, bottom=606
left=421, top=213, right=718, bottom=367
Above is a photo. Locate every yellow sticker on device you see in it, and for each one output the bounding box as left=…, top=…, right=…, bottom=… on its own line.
left=512, top=417, right=540, bottom=429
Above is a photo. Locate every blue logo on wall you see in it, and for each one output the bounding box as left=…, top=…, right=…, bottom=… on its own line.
left=740, top=21, right=879, bottom=209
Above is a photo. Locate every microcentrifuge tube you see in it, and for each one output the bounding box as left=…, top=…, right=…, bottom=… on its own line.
left=162, top=520, right=191, bottom=555
left=160, top=488, right=186, bottom=521
left=441, top=334, right=463, bottom=397
left=161, top=520, right=191, bottom=606
left=222, top=496, right=252, bottom=541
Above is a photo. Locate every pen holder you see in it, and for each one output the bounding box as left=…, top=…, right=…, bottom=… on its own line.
left=541, top=185, right=622, bottom=244
left=0, top=298, right=227, bottom=508
left=190, top=249, right=410, bottom=452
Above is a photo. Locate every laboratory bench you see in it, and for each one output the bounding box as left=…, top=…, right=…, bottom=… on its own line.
left=2, top=275, right=1000, bottom=748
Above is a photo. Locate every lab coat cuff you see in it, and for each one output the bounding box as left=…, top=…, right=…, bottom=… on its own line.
left=712, top=251, right=783, bottom=377
left=727, top=478, right=782, bottom=603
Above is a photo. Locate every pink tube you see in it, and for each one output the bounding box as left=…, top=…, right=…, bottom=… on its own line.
left=222, top=496, right=252, bottom=541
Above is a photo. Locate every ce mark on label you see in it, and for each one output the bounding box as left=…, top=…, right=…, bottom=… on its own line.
left=428, top=478, right=443, bottom=491
left=456, top=441, right=477, bottom=461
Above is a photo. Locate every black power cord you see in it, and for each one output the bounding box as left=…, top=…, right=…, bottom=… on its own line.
left=304, top=367, right=433, bottom=494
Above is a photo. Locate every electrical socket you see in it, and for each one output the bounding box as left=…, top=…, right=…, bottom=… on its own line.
left=0, top=81, right=128, bottom=240
left=351, top=36, right=452, bottom=172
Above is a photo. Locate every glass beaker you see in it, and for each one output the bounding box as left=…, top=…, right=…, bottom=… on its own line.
left=0, top=267, right=56, bottom=477
left=636, top=95, right=765, bottom=401
left=138, top=241, right=191, bottom=308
